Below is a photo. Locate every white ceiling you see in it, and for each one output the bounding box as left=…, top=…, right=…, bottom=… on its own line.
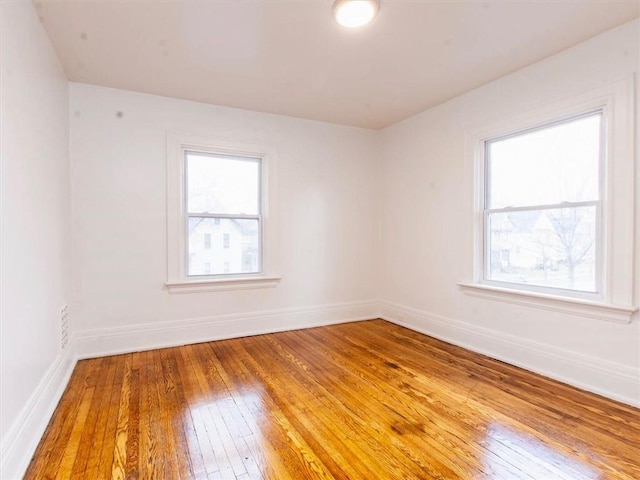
left=35, top=1, right=639, bottom=129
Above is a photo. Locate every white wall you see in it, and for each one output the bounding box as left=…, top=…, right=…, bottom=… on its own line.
left=69, top=83, right=379, bottom=354
left=1, top=7, right=637, bottom=478
left=69, top=21, right=639, bottom=403
left=379, top=20, right=639, bottom=405
left=0, top=1, right=74, bottom=477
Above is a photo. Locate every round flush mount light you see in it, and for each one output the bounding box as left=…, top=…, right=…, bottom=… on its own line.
left=333, top=0, right=379, bottom=28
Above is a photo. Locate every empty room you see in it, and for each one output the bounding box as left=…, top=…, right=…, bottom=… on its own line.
left=1, top=0, right=639, bottom=479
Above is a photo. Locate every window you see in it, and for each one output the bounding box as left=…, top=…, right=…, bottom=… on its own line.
left=460, top=78, right=637, bottom=323
left=186, top=151, right=261, bottom=277
left=166, top=134, right=281, bottom=293
left=483, top=111, right=603, bottom=297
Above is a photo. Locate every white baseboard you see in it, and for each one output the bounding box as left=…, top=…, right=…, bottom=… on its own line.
left=0, top=342, right=78, bottom=480
left=3, top=297, right=636, bottom=480
left=379, top=300, right=640, bottom=407
left=1, top=300, right=377, bottom=479
left=75, top=300, right=379, bottom=359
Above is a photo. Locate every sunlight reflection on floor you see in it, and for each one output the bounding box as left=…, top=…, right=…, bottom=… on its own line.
left=185, top=390, right=267, bottom=478
left=483, top=422, right=601, bottom=479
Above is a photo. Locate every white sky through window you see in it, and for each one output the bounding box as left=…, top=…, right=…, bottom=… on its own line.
left=488, top=114, right=601, bottom=209
left=187, top=152, right=260, bottom=215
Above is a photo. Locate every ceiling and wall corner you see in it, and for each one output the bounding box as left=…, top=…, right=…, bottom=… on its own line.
left=377, top=18, right=640, bottom=405
left=64, top=14, right=640, bottom=406
left=34, top=0, right=639, bottom=129
left=1, top=2, right=639, bottom=477
left=0, top=2, right=74, bottom=477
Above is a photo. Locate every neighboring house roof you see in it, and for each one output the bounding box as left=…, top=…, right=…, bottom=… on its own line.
left=508, top=211, right=542, bottom=233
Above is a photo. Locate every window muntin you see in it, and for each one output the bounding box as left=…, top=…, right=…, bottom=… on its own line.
left=483, top=111, right=604, bottom=296
left=185, top=151, right=262, bottom=277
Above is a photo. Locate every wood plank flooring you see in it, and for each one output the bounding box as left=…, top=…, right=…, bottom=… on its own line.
left=24, top=319, right=640, bottom=479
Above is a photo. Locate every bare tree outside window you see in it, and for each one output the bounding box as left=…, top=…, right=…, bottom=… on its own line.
left=544, top=207, right=594, bottom=289
left=485, top=112, right=602, bottom=294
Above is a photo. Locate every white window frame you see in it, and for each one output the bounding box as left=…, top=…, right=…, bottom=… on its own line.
left=481, top=109, right=605, bottom=301
left=459, top=77, right=638, bottom=323
left=165, top=133, right=281, bottom=293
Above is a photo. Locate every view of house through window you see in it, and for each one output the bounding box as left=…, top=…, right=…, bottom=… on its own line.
left=185, top=151, right=261, bottom=276
left=484, top=111, right=603, bottom=294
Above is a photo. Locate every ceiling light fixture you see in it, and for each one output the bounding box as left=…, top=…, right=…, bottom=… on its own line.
left=333, top=0, right=379, bottom=28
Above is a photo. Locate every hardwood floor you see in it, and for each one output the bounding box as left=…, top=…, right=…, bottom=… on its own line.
left=25, top=319, right=640, bottom=479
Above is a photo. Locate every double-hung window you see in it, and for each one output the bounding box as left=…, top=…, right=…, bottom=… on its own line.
left=166, top=134, right=280, bottom=293
left=185, top=151, right=261, bottom=277
left=461, top=78, right=638, bottom=323
left=483, top=111, right=603, bottom=298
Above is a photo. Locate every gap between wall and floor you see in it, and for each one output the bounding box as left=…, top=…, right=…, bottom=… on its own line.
left=1, top=299, right=638, bottom=479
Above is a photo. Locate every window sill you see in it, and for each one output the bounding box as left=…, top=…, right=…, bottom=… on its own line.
left=457, top=282, right=637, bottom=324
left=166, top=275, right=282, bottom=294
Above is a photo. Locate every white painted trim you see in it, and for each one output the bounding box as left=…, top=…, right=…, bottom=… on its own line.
left=166, top=275, right=282, bottom=293
left=3, top=298, right=638, bottom=480
left=468, top=76, right=636, bottom=308
left=0, top=342, right=78, bottom=480
left=75, top=300, right=379, bottom=359
left=458, top=282, right=637, bottom=324
left=1, top=301, right=375, bottom=478
left=166, top=132, right=280, bottom=289
left=379, top=300, right=640, bottom=407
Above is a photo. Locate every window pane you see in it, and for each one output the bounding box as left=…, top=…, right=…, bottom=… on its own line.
left=188, top=217, right=260, bottom=276
left=487, top=114, right=601, bottom=208
left=187, top=152, right=260, bottom=214
left=487, top=206, right=596, bottom=292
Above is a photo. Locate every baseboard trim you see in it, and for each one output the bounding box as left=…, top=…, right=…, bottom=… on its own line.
left=379, top=300, right=640, bottom=408
left=0, top=343, right=78, bottom=480
left=1, top=300, right=378, bottom=478
left=3, top=298, right=635, bottom=480
left=75, top=300, right=379, bottom=359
